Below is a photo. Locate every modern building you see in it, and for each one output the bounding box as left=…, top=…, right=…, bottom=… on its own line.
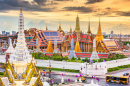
left=12, top=31, right=16, bottom=35
left=2, top=31, right=5, bottom=35
left=6, top=32, right=10, bottom=36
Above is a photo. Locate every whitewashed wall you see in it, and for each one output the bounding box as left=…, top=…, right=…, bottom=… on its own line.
left=35, top=59, right=85, bottom=70
left=104, top=58, right=130, bottom=68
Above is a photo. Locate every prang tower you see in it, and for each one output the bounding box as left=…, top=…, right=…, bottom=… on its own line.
left=9, top=8, right=32, bottom=74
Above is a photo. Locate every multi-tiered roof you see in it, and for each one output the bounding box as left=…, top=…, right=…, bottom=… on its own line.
left=10, top=8, right=32, bottom=61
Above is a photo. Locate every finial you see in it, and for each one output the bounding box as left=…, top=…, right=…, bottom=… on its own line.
left=46, top=24, right=48, bottom=30
left=20, top=7, right=22, bottom=13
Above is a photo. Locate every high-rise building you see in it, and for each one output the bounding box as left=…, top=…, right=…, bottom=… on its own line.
left=12, top=31, right=16, bottom=35
left=111, top=31, right=113, bottom=35
left=6, top=32, right=10, bottom=36
left=2, top=31, right=5, bottom=35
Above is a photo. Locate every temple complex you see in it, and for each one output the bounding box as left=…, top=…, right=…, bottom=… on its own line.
left=61, top=16, right=93, bottom=52
left=96, top=17, right=121, bottom=53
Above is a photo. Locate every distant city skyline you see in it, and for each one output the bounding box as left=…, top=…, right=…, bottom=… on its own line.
left=0, top=0, right=130, bottom=34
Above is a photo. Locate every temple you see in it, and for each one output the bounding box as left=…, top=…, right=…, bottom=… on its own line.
left=9, top=7, right=32, bottom=74
left=75, top=15, right=80, bottom=33
left=57, top=23, right=65, bottom=36
left=62, top=15, right=93, bottom=52
left=26, top=29, right=64, bottom=52
left=96, top=17, right=121, bottom=53
left=75, top=32, right=82, bottom=52
left=2, top=8, right=43, bottom=85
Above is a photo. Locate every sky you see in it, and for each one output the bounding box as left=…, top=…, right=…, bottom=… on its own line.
left=0, top=0, right=130, bottom=34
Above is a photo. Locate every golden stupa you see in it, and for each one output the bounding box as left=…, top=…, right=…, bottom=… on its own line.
left=46, top=30, right=54, bottom=52
left=75, top=32, right=81, bottom=52
left=95, top=17, right=104, bottom=42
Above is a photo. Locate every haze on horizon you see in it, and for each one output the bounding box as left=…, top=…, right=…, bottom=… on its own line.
left=0, top=0, right=130, bottom=34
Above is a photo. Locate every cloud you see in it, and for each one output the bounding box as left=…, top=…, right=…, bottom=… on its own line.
left=85, top=0, right=104, bottom=4
left=46, top=1, right=58, bottom=5
left=0, top=0, right=55, bottom=12
left=55, top=0, right=73, bottom=1
left=34, top=0, right=47, bottom=6
left=116, top=11, right=130, bottom=16
left=63, top=6, right=93, bottom=13
left=106, top=7, right=111, bottom=9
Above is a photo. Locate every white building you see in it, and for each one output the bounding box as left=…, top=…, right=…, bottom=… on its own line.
left=9, top=8, right=32, bottom=74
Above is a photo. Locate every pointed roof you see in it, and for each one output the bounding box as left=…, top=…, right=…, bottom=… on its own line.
left=46, top=30, right=53, bottom=52
left=96, top=17, right=104, bottom=41
left=46, top=24, right=48, bottom=30
left=75, top=15, right=80, bottom=32
left=20, top=7, right=22, bottom=13
left=6, top=38, right=14, bottom=54
left=69, top=26, right=72, bottom=33
left=87, top=17, right=91, bottom=34
left=74, top=32, right=81, bottom=52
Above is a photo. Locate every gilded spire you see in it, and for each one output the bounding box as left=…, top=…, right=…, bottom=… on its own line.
left=59, top=22, right=61, bottom=30
left=46, top=24, right=48, bottom=30
left=75, top=15, right=80, bottom=33
left=46, top=30, right=53, bottom=52
left=74, top=32, right=81, bottom=52
left=96, top=17, right=103, bottom=41
left=87, top=17, right=91, bottom=34
left=69, top=26, right=72, bottom=33
left=20, top=7, right=22, bottom=13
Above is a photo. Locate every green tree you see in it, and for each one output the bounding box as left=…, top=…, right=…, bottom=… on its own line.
left=52, top=53, right=63, bottom=61
left=43, top=55, right=49, bottom=60
left=63, top=56, right=69, bottom=61
left=77, top=57, right=81, bottom=60
left=71, top=57, right=75, bottom=60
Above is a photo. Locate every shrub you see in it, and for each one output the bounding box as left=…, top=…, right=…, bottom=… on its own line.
left=63, top=56, right=69, bottom=61
left=77, top=57, right=81, bottom=60
left=71, top=57, right=75, bottom=61
left=82, top=58, right=90, bottom=63
left=0, top=72, right=3, bottom=75
left=52, top=53, right=63, bottom=61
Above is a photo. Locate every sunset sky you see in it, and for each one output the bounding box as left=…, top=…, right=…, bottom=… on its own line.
left=0, top=0, right=130, bottom=34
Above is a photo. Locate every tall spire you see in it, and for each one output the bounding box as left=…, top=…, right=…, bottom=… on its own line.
left=59, top=22, right=61, bottom=30
left=46, top=24, right=48, bottom=30
left=20, top=7, right=22, bottom=13
left=87, top=16, right=91, bottom=34
left=119, top=30, right=121, bottom=42
left=75, top=15, right=80, bottom=33
left=69, top=26, right=72, bottom=33
left=46, top=30, right=53, bottom=52
left=96, top=17, right=103, bottom=41
left=74, top=32, right=81, bottom=52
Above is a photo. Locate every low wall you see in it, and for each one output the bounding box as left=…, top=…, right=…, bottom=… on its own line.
left=35, top=59, right=85, bottom=70
left=104, top=58, right=130, bottom=68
